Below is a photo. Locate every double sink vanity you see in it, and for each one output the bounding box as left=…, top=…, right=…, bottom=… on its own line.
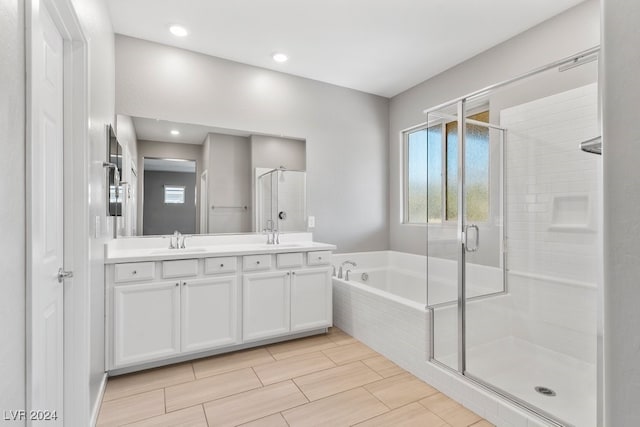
left=104, top=232, right=335, bottom=374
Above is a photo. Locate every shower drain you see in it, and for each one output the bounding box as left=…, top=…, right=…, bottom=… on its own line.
left=534, top=386, right=557, bottom=397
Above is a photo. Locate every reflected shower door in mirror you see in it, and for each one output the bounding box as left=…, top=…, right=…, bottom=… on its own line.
left=107, top=125, right=123, bottom=217
left=256, top=168, right=307, bottom=233
left=115, top=115, right=307, bottom=236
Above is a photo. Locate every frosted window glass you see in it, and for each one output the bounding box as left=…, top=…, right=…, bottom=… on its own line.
left=164, top=186, right=185, bottom=204
left=407, top=126, right=442, bottom=223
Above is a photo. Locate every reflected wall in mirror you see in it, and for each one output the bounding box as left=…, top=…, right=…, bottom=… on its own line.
left=115, top=115, right=307, bottom=237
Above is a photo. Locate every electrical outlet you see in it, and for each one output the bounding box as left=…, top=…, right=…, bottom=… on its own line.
left=307, top=216, right=315, bottom=228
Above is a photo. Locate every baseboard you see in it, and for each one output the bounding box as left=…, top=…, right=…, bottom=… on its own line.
left=90, top=373, right=108, bottom=427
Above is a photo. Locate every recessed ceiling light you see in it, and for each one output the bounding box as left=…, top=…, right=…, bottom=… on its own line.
left=169, top=25, right=188, bottom=37
left=272, top=53, right=288, bottom=63
left=170, top=129, right=180, bottom=136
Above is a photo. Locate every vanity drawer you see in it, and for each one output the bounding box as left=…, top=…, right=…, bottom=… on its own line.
left=162, top=259, right=198, bottom=279
left=277, top=253, right=304, bottom=269
left=307, top=251, right=332, bottom=266
left=243, top=254, right=272, bottom=271
left=204, top=257, right=237, bottom=275
left=114, top=262, right=155, bottom=283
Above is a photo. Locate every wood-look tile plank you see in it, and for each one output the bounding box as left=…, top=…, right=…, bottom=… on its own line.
left=420, top=393, right=482, bottom=427
left=253, top=351, right=336, bottom=385
left=471, top=421, right=495, bottom=427
left=237, top=413, right=289, bottom=427
left=165, top=368, right=262, bottom=412
left=192, top=348, right=275, bottom=379
left=354, top=402, right=449, bottom=427
left=321, top=342, right=377, bottom=365
left=203, top=380, right=307, bottom=427
left=364, top=372, right=438, bottom=409
left=293, top=361, right=382, bottom=401
left=123, top=405, right=207, bottom=427
left=282, top=387, right=389, bottom=427
left=326, top=328, right=358, bottom=346
left=103, top=363, right=195, bottom=402
left=362, top=355, right=404, bottom=378
left=267, top=335, right=338, bottom=360
left=97, top=389, right=165, bottom=427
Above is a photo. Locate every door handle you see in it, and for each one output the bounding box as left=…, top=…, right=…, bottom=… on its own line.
left=57, top=268, right=74, bottom=283
left=464, top=224, right=480, bottom=253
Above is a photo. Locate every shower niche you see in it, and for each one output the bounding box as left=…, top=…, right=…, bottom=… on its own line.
left=256, top=168, right=307, bottom=233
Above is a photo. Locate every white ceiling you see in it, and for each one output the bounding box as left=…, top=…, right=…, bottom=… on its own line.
left=107, top=0, right=585, bottom=97
left=132, top=116, right=251, bottom=145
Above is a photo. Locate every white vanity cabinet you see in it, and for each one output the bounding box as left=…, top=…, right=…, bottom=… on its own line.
left=243, top=270, right=291, bottom=341
left=113, top=280, right=181, bottom=367
left=105, top=244, right=334, bottom=373
left=243, top=253, right=332, bottom=342
left=181, top=276, right=238, bottom=352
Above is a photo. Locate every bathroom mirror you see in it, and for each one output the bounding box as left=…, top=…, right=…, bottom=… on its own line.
left=115, top=115, right=307, bottom=237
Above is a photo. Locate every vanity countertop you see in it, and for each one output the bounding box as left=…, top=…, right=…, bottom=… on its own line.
left=104, top=233, right=336, bottom=264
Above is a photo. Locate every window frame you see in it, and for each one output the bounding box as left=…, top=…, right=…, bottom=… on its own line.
left=402, top=108, right=491, bottom=226
left=163, top=185, right=186, bottom=205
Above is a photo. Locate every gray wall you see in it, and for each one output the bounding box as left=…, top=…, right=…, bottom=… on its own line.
left=69, top=0, right=116, bottom=410
left=207, top=133, right=252, bottom=233
left=250, top=135, right=306, bottom=171
left=115, top=35, right=389, bottom=253
left=143, top=171, right=197, bottom=235
left=602, top=0, right=640, bottom=424
left=388, top=0, right=600, bottom=255
left=137, top=140, right=203, bottom=234
left=0, top=0, right=25, bottom=418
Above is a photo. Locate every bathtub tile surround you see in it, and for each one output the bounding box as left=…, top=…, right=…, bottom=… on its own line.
left=96, top=328, right=490, bottom=426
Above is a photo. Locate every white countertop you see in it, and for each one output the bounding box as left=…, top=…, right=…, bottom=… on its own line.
left=104, top=233, right=336, bottom=264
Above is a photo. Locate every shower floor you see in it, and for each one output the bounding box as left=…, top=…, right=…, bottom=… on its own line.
left=440, top=336, right=596, bottom=427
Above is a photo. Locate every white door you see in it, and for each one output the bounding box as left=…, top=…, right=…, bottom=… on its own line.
left=243, top=271, right=290, bottom=341
left=291, top=268, right=333, bottom=332
left=113, top=282, right=181, bottom=367
left=29, top=3, right=65, bottom=424
left=181, top=277, right=238, bottom=352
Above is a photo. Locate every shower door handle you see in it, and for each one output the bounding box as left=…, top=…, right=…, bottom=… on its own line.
left=464, top=224, right=480, bottom=253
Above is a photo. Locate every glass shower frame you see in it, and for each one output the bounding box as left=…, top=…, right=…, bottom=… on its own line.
left=424, top=46, right=601, bottom=427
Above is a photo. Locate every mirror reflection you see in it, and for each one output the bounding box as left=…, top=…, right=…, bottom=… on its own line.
left=113, top=116, right=307, bottom=237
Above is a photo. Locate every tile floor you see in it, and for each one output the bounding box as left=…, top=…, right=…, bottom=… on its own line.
left=97, top=328, right=491, bottom=426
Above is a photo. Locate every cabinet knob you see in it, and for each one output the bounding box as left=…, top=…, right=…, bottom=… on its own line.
left=175, top=283, right=179, bottom=287
left=292, top=272, right=296, bottom=275
left=286, top=272, right=290, bottom=276
left=256, top=261, right=260, bottom=264
left=220, top=264, right=224, bottom=267
left=132, top=270, right=137, bottom=275
left=183, top=282, right=187, bottom=286
left=318, top=257, right=322, bottom=260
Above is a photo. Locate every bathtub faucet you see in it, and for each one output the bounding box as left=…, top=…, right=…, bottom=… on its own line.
left=338, top=260, right=357, bottom=279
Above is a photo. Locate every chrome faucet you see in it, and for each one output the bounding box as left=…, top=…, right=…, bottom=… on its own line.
left=169, top=230, right=182, bottom=249
left=265, top=220, right=279, bottom=245
left=338, top=260, right=357, bottom=279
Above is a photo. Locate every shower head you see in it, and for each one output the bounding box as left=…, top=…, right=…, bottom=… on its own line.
left=579, top=136, right=602, bottom=155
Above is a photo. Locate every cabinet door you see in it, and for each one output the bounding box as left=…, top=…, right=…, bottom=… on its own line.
left=181, top=276, right=239, bottom=352
left=291, top=267, right=333, bottom=332
left=243, top=271, right=290, bottom=341
left=113, top=281, right=180, bottom=367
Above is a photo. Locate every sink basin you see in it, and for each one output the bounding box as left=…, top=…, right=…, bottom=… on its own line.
left=149, top=247, right=208, bottom=255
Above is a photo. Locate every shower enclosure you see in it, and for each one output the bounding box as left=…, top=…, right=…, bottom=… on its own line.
left=423, top=48, right=601, bottom=427
left=257, top=168, right=307, bottom=233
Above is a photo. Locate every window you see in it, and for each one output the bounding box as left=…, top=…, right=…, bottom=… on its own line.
left=404, top=111, right=489, bottom=224
left=164, top=185, right=185, bottom=204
